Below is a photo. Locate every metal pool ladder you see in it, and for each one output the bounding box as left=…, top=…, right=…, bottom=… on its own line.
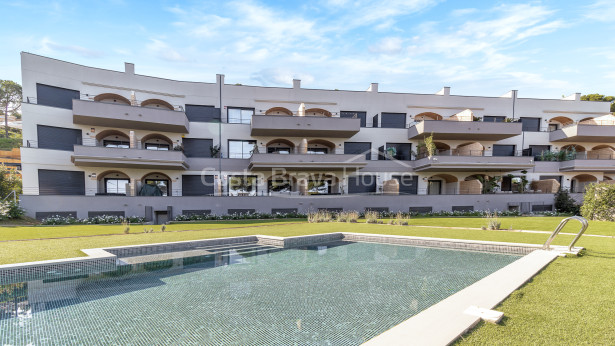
left=542, top=216, right=589, bottom=251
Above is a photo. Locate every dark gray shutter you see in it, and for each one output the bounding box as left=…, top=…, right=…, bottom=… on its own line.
left=185, top=105, right=221, bottom=122
left=372, top=114, right=379, bottom=127
left=37, top=125, right=82, bottom=151
left=36, top=83, right=80, bottom=109
left=452, top=206, right=474, bottom=212
left=380, top=113, right=406, bottom=128
left=393, top=175, right=418, bottom=194
left=38, top=169, right=85, bottom=195
left=183, top=138, right=213, bottom=157
left=182, top=175, right=214, bottom=196
left=492, top=145, right=516, bottom=156
left=409, top=206, right=432, bottom=213
left=340, top=111, right=366, bottom=127
left=347, top=175, right=377, bottom=194
left=344, top=142, right=371, bottom=160
left=521, top=117, right=541, bottom=132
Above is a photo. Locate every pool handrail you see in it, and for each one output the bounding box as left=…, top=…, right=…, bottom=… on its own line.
left=542, top=216, right=588, bottom=251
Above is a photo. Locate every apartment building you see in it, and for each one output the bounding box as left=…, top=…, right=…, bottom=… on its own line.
left=19, top=53, right=612, bottom=222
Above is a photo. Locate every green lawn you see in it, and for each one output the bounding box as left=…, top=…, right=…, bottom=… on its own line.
left=0, top=218, right=613, bottom=344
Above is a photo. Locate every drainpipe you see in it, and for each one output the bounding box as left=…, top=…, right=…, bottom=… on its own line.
left=217, top=74, right=224, bottom=184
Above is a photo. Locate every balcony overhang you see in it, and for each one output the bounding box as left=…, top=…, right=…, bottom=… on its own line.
left=413, top=156, right=535, bottom=172
left=408, top=121, right=522, bottom=140
left=250, top=115, right=360, bottom=137
left=549, top=124, right=615, bottom=142
left=72, top=146, right=188, bottom=170
left=73, top=99, right=189, bottom=133
left=248, top=153, right=367, bottom=171
left=559, top=159, right=615, bottom=173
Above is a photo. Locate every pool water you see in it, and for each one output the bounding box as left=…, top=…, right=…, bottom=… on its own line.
left=0, top=241, right=519, bottom=345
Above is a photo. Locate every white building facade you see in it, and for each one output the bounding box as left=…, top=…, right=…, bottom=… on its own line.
left=19, top=53, right=613, bottom=222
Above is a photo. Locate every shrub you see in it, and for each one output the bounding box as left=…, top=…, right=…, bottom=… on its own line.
left=484, top=210, right=501, bottom=230
left=307, top=210, right=333, bottom=223
left=41, top=215, right=145, bottom=225
left=554, top=189, right=580, bottom=214
left=581, top=183, right=615, bottom=221
left=364, top=211, right=379, bottom=224
left=2, top=201, right=24, bottom=219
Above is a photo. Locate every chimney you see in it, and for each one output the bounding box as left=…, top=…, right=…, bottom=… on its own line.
left=436, top=87, right=450, bottom=96
left=293, top=79, right=301, bottom=89
left=124, top=62, right=134, bottom=75
left=367, top=83, right=378, bottom=92
left=563, top=92, right=581, bottom=101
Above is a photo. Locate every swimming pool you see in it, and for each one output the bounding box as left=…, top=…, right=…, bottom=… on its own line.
left=0, top=239, right=520, bottom=345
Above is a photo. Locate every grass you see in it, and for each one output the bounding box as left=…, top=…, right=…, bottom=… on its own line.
left=0, top=219, right=305, bottom=242
left=403, top=216, right=615, bottom=236
left=0, top=217, right=613, bottom=344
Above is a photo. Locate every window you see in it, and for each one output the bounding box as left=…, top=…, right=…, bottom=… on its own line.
left=379, top=143, right=412, bottom=160
left=182, top=175, right=214, bottom=196
left=347, top=176, right=377, bottom=194
left=37, top=125, right=82, bottom=151
left=228, top=140, right=256, bottom=158
left=492, top=144, right=516, bottom=156
left=228, top=176, right=257, bottom=196
left=393, top=175, right=418, bottom=194
left=344, top=142, right=371, bottom=160
left=38, top=169, right=85, bottom=195
left=308, top=179, right=332, bottom=194
left=103, top=140, right=129, bottom=148
left=483, top=116, right=505, bottom=122
left=105, top=178, right=129, bottom=194
left=145, top=143, right=170, bottom=151
left=340, top=111, right=367, bottom=127
left=145, top=179, right=169, bottom=196
left=530, top=145, right=551, bottom=160
left=185, top=104, right=220, bottom=122
left=228, top=107, right=254, bottom=124
left=36, top=83, right=80, bottom=109
left=380, top=113, right=406, bottom=128
left=268, top=179, right=292, bottom=193
left=307, top=147, right=328, bottom=154
left=520, top=117, right=541, bottom=132
left=183, top=138, right=213, bottom=158
left=267, top=147, right=291, bottom=154
left=427, top=180, right=441, bottom=195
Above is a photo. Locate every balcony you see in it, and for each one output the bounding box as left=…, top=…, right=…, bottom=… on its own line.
left=549, top=124, right=615, bottom=142
left=559, top=152, right=615, bottom=173
left=248, top=153, right=367, bottom=171
left=72, top=145, right=188, bottom=170
left=413, top=151, right=535, bottom=172
left=408, top=120, right=522, bottom=140
left=72, top=99, right=189, bottom=133
left=250, top=115, right=360, bottom=137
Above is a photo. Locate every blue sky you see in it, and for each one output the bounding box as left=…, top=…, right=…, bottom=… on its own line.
left=1, top=0, right=614, bottom=98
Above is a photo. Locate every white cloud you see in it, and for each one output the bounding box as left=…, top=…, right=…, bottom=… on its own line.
left=369, top=37, right=403, bottom=54
left=585, top=1, right=615, bottom=22
left=250, top=68, right=315, bottom=86
left=39, top=37, right=104, bottom=58
left=146, top=39, right=187, bottom=62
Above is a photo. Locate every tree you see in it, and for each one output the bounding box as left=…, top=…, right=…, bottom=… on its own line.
left=580, top=94, right=615, bottom=113
left=0, top=80, right=22, bottom=138
left=0, top=164, right=21, bottom=197
left=580, top=183, right=615, bottom=221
